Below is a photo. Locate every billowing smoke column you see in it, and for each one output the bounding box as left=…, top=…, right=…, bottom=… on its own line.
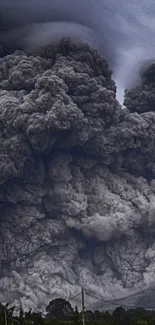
left=1, top=0, right=155, bottom=103
left=0, top=38, right=155, bottom=311
left=1, top=0, right=155, bottom=312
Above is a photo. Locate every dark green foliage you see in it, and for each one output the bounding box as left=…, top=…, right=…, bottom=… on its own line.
left=46, top=299, right=74, bottom=321
left=71, top=306, right=81, bottom=325
left=1, top=300, right=155, bottom=325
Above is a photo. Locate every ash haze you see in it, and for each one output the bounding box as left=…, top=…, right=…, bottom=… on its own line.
left=1, top=0, right=155, bottom=312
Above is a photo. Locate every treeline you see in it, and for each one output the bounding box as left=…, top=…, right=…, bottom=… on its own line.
left=1, top=298, right=155, bottom=325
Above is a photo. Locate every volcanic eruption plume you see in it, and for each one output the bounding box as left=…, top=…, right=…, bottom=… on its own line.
left=1, top=0, right=155, bottom=312
left=1, top=0, right=155, bottom=102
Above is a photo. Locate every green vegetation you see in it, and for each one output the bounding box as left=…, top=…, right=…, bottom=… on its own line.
left=1, top=298, right=155, bottom=325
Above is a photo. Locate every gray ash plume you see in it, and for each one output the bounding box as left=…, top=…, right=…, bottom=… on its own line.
left=0, top=38, right=155, bottom=311
left=1, top=0, right=155, bottom=104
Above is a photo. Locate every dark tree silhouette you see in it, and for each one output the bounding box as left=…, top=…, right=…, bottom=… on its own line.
left=46, top=298, right=74, bottom=321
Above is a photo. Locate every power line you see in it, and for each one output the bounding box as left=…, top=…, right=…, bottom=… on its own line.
left=67, top=288, right=155, bottom=310
left=68, top=291, right=81, bottom=302
left=85, top=291, right=125, bottom=307
left=49, top=287, right=155, bottom=310
left=84, top=290, right=155, bottom=310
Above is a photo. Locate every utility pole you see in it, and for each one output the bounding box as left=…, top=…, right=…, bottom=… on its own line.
left=20, top=299, right=24, bottom=324
left=4, top=306, right=7, bottom=325
left=81, top=287, right=85, bottom=325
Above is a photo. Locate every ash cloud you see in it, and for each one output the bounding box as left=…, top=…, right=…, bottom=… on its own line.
left=1, top=0, right=155, bottom=103
left=1, top=0, right=155, bottom=312
left=0, top=39, right=155, bottom=311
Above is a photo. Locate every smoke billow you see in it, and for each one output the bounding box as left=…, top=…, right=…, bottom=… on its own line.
left=1, top=0, right=155, bottom=312
left=1, top=0, right=155, bottom=103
